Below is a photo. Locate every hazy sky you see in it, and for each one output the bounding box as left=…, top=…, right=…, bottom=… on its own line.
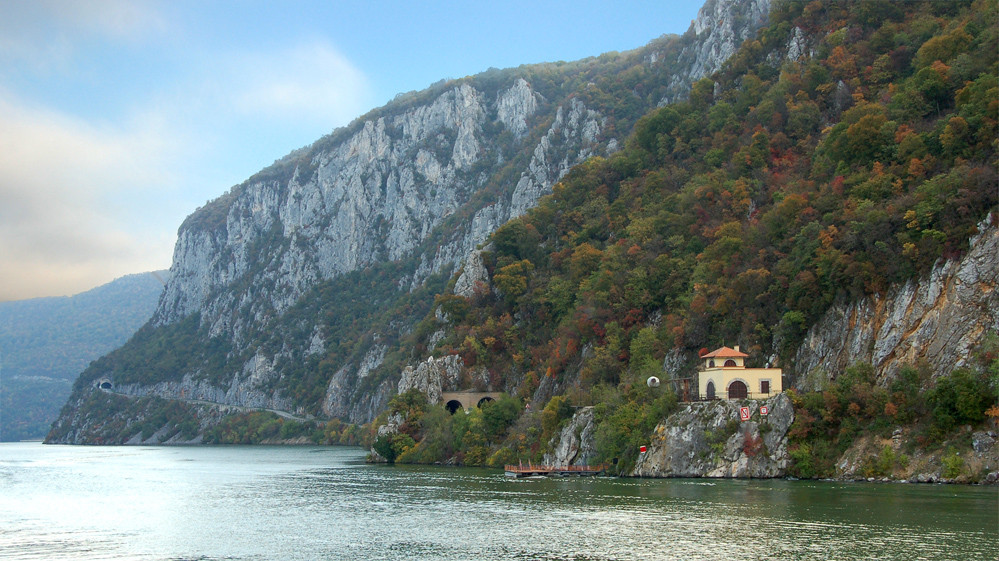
left=0, top=0, right=702, bottom=302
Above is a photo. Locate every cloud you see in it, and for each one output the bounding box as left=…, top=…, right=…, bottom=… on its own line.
left=223, top=40, right=372, bottom=127
left=0, top=90, right=178, bottom=300
left=0, top=2, right=374, bottom=301
left=0, top=0, right=168, bottom=71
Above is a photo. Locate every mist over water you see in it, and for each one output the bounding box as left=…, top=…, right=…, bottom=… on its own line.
left=1, top=443, right=994, bottom=560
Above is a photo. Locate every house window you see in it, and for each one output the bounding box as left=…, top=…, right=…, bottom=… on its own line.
left=724, top=359, right=737, bottom=367
left=709, top=360, right=716, bottom=368
left=761, top=380, right=770, bottom=394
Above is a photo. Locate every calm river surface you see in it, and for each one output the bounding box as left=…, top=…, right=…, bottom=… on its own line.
left=0, top=442, right=995, bottom=560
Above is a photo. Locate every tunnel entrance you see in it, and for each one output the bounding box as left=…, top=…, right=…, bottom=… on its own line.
left=440, top=391, right=503, bottom=414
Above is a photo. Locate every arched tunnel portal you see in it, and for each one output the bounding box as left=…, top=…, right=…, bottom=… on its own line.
left=440, top=391, right=503, bottom=414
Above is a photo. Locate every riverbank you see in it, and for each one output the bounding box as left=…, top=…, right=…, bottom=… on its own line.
left=532, top=394, right=998, bottom=485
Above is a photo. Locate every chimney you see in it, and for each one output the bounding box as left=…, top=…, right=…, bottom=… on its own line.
left=734, top=345, right=740, bottom=352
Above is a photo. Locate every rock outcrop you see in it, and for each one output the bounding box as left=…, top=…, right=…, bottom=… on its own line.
left=453, top=248, right=490, bottom=299
left=657, top=0, right=772, bottom=104
left=632, top=394, right=794, bottom=478
left=831, top=428, right=999, bottom=484
left=543, top=406, right=598, bottom=467
left=322, top=343, right=395, bottom=423
left=793, top=217, right=999, bottom=390
left=396, top=354, right=465, bottom=405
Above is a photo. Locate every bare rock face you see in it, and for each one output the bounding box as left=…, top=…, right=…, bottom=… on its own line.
left=321, top=343, right=392, bottom=424
left=453, top=248, right=490, bottom=299
left=658, top=0, right=772, bottom=104
left=508, top=99, right=604, bottom=218
left=496, top=78, right=541, bottom=138
left=544, top=406, right=598, bottom=467
left=111, top=351, right=293, bottom=413
left=632, top=394, right=794, bottom=478
left=793, top=217, right=999, bottom=389
left=397, top=355, right=464, bottom=405
left=158, top=78, right=612, bottom=339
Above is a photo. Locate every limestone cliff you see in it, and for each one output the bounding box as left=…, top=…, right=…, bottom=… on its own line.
left=657, top=0, right=772, bottom=104
left=52, top=0, right=775, bottom=442
left=543, top=406, right=599, bottom=467
left=793, top=216, right=999, bottom=390
left=632, top=394, right=794, bottom=478
left=395, top=355, right=465, bottom=406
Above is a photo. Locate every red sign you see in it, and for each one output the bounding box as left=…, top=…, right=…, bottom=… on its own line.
left=740, top=407, right=751, bottom=421
left=640, top=445, right=647, bottom=453
left=760, top=405, right=770, bottom=416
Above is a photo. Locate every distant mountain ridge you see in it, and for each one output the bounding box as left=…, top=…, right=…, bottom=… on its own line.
left=0, top=271, right=167, bottom=440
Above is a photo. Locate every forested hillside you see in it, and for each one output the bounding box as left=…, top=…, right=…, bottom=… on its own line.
left=1, top=272, right=166, bottom=440
left=432, top=0, right=996, bottom=382
left=373, top=0, right=998, bottom=476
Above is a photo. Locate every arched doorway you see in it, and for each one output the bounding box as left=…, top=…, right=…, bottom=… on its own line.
left=706, top=381, right=715, bottom=400
left=445, top=400, right=463, bottom=414
left=728, top=380, right=748, bottom=399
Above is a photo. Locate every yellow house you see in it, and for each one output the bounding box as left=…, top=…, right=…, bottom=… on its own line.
left=697, top=345, right=782, bottom=400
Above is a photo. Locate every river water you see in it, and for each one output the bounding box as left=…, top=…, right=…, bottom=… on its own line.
left=0, top=442, right=995, bottom=561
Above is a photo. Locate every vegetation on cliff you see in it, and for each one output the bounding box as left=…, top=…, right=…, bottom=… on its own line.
left=375, top=0, right=998, bottom=476
left=51, top=0, right=998, bottom=473
left=787, top=333, right=998, bottom=480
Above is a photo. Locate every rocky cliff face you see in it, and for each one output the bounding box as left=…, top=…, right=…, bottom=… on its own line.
left=395, top=354, right=465, bottom=406
left=543, top=406, right=599, bottom=467
left=157, top=80, right=556, bottom=335
left=537, top=395, right=794, bottom=479
left=657, top=0, right=772, bottom=104
left=832, top=428, right=999, bottom=484
left=793, top=216, right=999, bottom=390
left=632, top=394, right=794, bottom=478
left=113, top=352, right=295, bottom=413
left=50, top=0, right=774, bottom=438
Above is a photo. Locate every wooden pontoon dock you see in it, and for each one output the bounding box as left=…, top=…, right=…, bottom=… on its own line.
left=504, top=462, right=605, bottom=478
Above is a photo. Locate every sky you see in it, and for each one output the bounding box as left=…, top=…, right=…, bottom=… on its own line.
left=0, top=0, right=703, bottom=302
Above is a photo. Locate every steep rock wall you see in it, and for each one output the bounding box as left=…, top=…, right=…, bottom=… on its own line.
left=543, top=406, right=598, bottom=467
left=632, top=394, right=794, bottom=478
left=657, top=0, right=772, bottom=104
left=52, top=0, right=776, bottom=440
left=793, top=217, right=999, bottom=389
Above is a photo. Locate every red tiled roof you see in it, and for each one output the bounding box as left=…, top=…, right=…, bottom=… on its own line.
left=702, top=346, right=748, bottom=358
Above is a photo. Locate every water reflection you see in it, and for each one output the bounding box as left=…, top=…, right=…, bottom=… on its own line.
left=1, top=444, right=995, bottom=561
left=277, top=460, right=996, bottom=561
